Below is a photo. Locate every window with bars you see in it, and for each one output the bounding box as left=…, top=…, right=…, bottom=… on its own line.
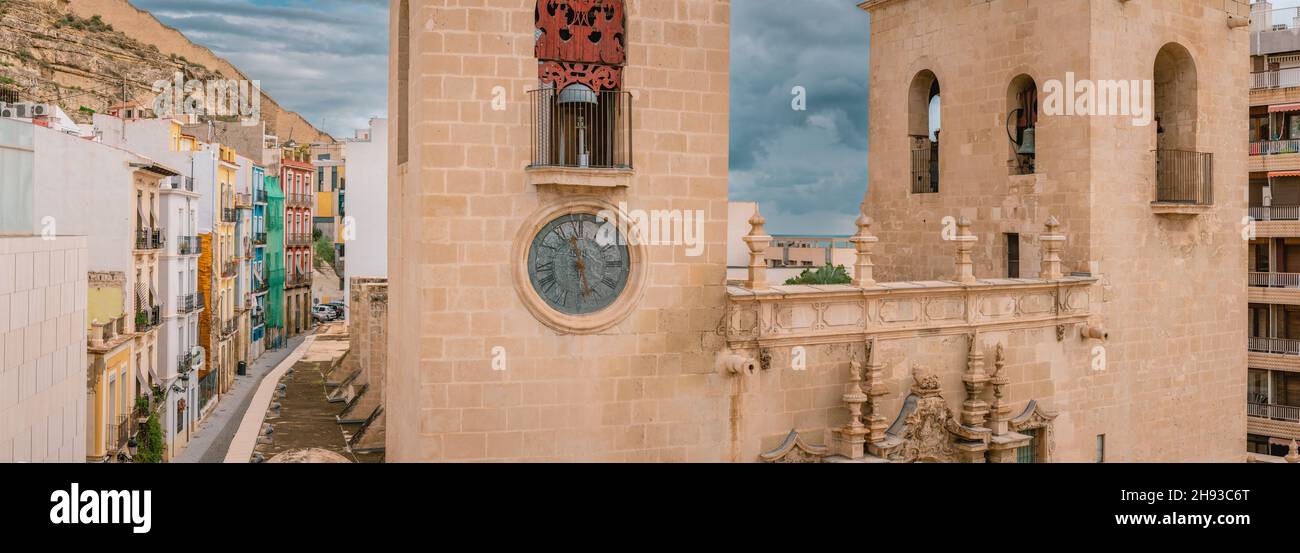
left=1016, top=428, right=1041, bottom=463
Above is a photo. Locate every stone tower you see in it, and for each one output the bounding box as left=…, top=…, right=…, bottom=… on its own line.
left=861, top=0, right=1248, bottom=461
left=386, top=1, right=732, bottom=461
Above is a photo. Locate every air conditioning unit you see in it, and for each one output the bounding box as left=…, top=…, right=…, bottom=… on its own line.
left=9, top=103, right=29, bottom=118
left=30, top=104, right=50, bottom=117
left=0, top=105, right=14, bottom=119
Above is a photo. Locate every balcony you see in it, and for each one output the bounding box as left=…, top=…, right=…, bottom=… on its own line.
left=162, top=175, right=195, bottom=192
left=222, top=260, right=238, bottom=278
left=177, top=351, right=197, bottom=374
left=221, top=208, right=237, bottom=223
left=286, top=272, right=312, bottom=288
left=253, top=232, right=267, bottom=245
left=135, top=306, right=160, bottom=332
left=135, top=228, right=165, bottom=250
left=286, top=233, right=313, bottom=247
left=287, top=193, right=313, bottom=208
left=106, top=415, right=137, bottom=455
left=235, top=193, right=252, bottom=209
left=1151, top=149, right=1212, bottom=215
left=1249, top=140, right=1300, bottom=173
left=256, top=189, right=268, bottom=203
left=178, top=293, right=202, bottom=314
left=526, top=88, right=633, bottom=188
left=1249, top=272, right=1300, bottom=288
left=1249, top=403, right=1300, bottom=423
left=221, top=318, right=239, bottom=338
left=910, top=135, right=940, bottom=194
left=1249, top=336, right=1300, bottom=356
left=177, top=236, right=201, bottom=255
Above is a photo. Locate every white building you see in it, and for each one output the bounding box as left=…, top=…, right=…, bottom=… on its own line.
left=92, top=115, right=213, bottom=456
left=342, top=118, right=389, bottom=317
left=1, top=116, right=177, bottom=461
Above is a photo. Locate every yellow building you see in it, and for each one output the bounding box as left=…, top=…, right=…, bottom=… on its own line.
left=216, top=145, right=239, bottom=394
left=85, top=272, right=139, bottom=462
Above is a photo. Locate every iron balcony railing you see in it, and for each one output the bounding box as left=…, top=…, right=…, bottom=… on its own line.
left=1154, top=149, right=1212, bottom=205
left=286, top=233, right=313, bottom=246
left=178, top=352, right=196, bottom=374
left=221, top=208, right=237, bottom=223
left=1250, top=140, right=1300, bottom=156
left=286, top=272, right=312, bottom=288
left=178, top=293, right=199, bottom=314
left=177, top=236, right=201, bottom=255
left=253, top=232, right=267, bottom=245
left=528, top=88, right=633, bottom=170
left=1249, top=336, right=1300, bottom=356
left=135, top=306, right=160, bottom=331
left=1248, top=403, right=1300, bottom=423
left=198, top=371, right=217, bottom=410
left=106, top=415, right=136, bottom=453
left=252, top=313, right=265, bottom=328
left=256, top=189, right=268, bottom=203
left=909, top=135, right=939, bottom=194
left=222, top=261, right=238, bottom=278
left=287, top=194, right=313, bottom=208
left=1249, top=205, right=1300, bottom=221
left=135, top=228, right=164, bottom=250
left=1248, top=272, right=1300, bottom=288
left=235, top=193, right=252, bottom=209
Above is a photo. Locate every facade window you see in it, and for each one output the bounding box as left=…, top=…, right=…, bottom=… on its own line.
left=1007, top=75, right=1038, bottom=175
left=1016, top=428, right=1041, bottom=463
left=1095, top=434, right=1106, bottom=463
left=1006, top=233, right=1020, bottom=278
left=908, top=70, right=940, bottom=194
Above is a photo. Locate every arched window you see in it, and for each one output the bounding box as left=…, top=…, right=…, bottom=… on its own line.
left=1153, top=43, right=1210, bottom=204
left=1007, top=74, right=1038, bottom=175
left=909, top=70, right=941, bottom=193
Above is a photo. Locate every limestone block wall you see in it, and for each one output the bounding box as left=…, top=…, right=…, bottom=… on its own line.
left=0, top=236, right=89, bottom=462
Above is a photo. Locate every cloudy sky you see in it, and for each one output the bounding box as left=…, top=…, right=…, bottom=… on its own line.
left=137, top=0, right=871, bottom=234
left=132, top=0, right=390, bottom=138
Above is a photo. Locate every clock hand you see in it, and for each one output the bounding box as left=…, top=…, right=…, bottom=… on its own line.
left=570, top=236, right=593, bottom=297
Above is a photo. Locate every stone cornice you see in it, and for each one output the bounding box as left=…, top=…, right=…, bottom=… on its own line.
left=725, top=277, right=1096, bottom=349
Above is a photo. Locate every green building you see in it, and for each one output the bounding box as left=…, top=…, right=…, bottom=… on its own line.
left=266, top=176, right=286, bottom=348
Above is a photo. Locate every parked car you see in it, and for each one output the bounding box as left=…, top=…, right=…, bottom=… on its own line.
left=312, top=305, right=336, bottom=323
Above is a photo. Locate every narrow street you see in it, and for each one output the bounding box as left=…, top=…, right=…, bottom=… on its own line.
left=173, top=334, right=309, bottom=464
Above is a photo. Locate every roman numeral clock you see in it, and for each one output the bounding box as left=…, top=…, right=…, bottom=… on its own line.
left=513, top=1, right=643, bottom=334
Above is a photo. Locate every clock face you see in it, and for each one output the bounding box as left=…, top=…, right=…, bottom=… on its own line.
left=527, top=213, right=631, bottom=316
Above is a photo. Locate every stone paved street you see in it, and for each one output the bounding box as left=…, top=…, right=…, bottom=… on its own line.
left=174, top=334, right=309, bottom=464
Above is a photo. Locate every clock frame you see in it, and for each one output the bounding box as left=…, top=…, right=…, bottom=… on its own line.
left=512, top=199, right=647, bottom=334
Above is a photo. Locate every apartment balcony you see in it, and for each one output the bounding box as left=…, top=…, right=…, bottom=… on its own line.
left=1249, top=273, right=1300, bottom=304
left=135, top=306, right=161, bottom=332
left=1152, top=149, right=1212, bottom=207
left=286, top=272, right=312, bottom=288
left=286, top=233, right=313, bottom=247
left=235, top=193, right=252, bottom=209
left=161, top=175, right=195, bottom=192
left=255, top=189, right=268, bottom=203
left=176, top=236, right=202, bottom=255
left=1251, top=68, right=1300, bottom=107
left=254, top=278, right=269, bottom=294
left=221, top=260, right=238, bottom=279
left=1248, top=206, right=1300, bottom=237
left=88, top=316, right=128, bottom=350
left=220, top=318, right=239, bottom=338
left=105, top=415, right=137, bottom=456
left=1249, top=140, right=1300, bottom=172
left=177, top=351, right=198, bottom=375
left=1249, top=336, right=1300, bottom=356
left=526, top=88, right=634, bottom=188
left=287, top=194, right=313, bottom=208
left=251, top=312, right=265, bottom=328
left=221, top=208, right=238, bottom=223
left=253, top=232, right=267, bottom=245
left=177, top=293, right=202, bottom=314
left=1249, top=402, right=1300, bottom=424
left=135, top=228, right=165, bottom=251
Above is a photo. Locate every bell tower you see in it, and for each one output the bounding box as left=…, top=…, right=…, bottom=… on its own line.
left=387, top=0, right=732, bottom=462
left=859, top=0, right=1248, bottom=461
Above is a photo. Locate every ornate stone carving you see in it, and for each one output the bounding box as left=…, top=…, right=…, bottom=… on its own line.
left=961, top=334, right=990, bottom=428
left=851, top=203, right=878, bottom=287
left=1009, top=400, right=1060, bottom=461
left=952, top=216, right=977, bottom=284
left=989, top=344, right=1011, bottom=435
left=888, top=365, right=961, bottom=463
left=538, top=61, right=623, bottom=91
left=836, top=360, right=870, bottom=459
left=743, top=206, right=772, bottom=290
left=535, top=0, right=626, bottom=66
left=760, top=429, right=828, bottom=463
left=1039, top=216, right=1066, bottom=280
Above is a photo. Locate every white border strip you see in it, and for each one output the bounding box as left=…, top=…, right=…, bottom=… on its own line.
left=224, top=336, right=317, bottom=463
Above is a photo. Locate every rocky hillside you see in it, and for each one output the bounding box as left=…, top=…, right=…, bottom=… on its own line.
left=0, top=0, right=330, bottom=142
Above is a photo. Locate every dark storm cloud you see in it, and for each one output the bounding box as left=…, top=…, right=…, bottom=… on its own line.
left=131, top=0, right=389, bottom=137
left=730, top=0, right=870, bottom=235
